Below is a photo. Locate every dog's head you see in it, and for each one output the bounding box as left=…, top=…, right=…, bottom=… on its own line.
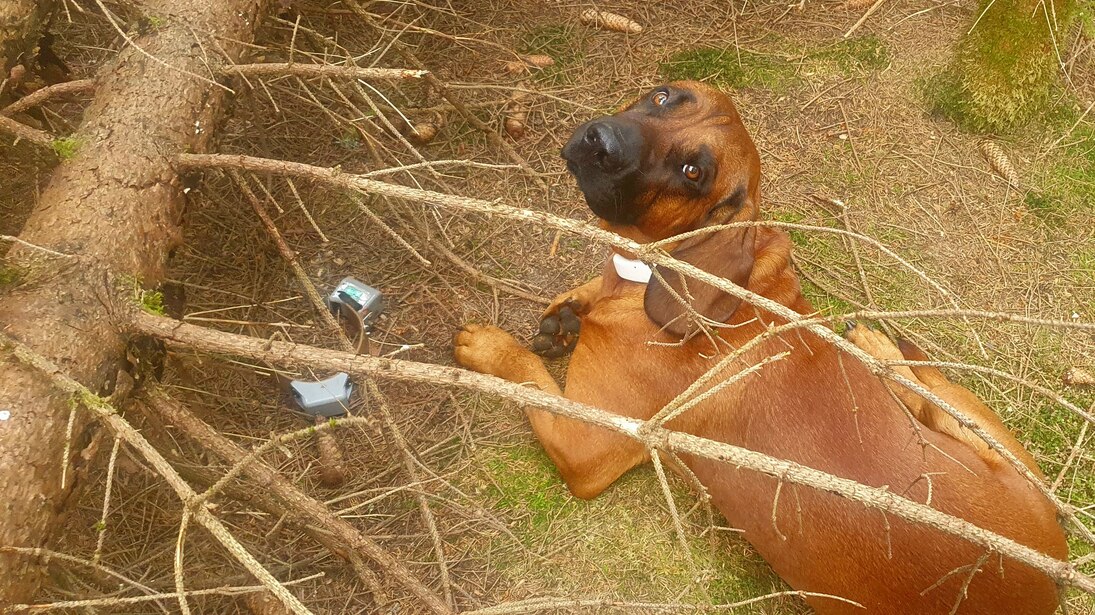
left=562, top=81, right=761, bottom=337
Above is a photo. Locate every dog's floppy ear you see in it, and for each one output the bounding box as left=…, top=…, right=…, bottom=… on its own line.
left=644, top=221, right=756, bottom=339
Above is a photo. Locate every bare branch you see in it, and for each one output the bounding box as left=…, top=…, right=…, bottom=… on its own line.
left=0, top=79, right=96, bottom=116
left=0, top=114, right=53, bottom=146
left=221, top=63, right=427, bottom=81
left=129, top=312, right=1095, bottom=595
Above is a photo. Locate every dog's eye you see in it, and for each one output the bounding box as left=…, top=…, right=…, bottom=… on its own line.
left=682, top=164, right=702, bottom=181
left=652, top=91, right=669, bottom=106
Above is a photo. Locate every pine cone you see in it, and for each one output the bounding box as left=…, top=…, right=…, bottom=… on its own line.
left=504, top=89, right=531, bottom=139
left=979, top=141, right=1021, bottom=189
left=1063, top=367, right=1095, bottom=388
left=315, top=417, right=347, bottom=488
left=580, top=9, right=643, bottom=34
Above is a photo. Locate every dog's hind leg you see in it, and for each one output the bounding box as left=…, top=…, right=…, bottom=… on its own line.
left=845, top=323, right=1042, bottom=475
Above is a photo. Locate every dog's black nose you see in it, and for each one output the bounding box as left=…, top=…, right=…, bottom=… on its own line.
left=563, top=117, right=640, bottom=175
left=582, top=121, right=623, bottom=170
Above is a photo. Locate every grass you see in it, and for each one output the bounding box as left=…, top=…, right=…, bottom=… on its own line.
left=465, top=441, right=798, bottom=609
left=926, top=0, right=1077, bottom=132
left=809, top=35, right=890, bottom=73
left=661, top=48, right=798, bottom=92
left=517, top=25, right=586, bottom=84
left=661, top=35, right=889, bottom=92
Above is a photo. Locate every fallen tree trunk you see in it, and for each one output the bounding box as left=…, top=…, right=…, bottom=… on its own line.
left=0, top=0, right=266, bottom=604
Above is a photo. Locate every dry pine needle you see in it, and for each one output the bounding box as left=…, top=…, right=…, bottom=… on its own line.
left=842, top=0, right=876, bottom=10
left=580, top=9, right=643, bottom=34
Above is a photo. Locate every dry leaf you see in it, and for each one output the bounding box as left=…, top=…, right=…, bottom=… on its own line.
left=1063, top=367, right=1095, bottom=388
left=580, top=9, right=643, bottom=34
left=979, top=141, right=1021, bottom=189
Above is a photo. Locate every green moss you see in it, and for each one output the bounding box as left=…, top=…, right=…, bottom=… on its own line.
left=122, top=276, right=166, bottom=315
left=51, top=137, right=81, bottom=160
left=811, top=35, right=890, bottom=73
left=927, top=0, right=1077, bottom=132
left=0, top=265, right=23, bottom=288
left=661, top=48, right=798, bottom=92
left=1023, top=191, right=1070, bottom=226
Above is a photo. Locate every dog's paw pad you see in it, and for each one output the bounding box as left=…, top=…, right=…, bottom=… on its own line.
left=532, top=308, right=580, bottom=358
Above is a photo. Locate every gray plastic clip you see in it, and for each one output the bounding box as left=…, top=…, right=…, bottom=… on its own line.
left=289, top=373, right=353, bottom=417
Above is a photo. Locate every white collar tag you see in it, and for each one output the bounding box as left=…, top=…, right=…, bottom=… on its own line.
left=612, top=253, right=652, bottom=284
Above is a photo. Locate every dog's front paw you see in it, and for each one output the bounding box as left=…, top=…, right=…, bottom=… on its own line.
left=531, top=300, right=581, bottom=358
left=454, top=324, right=524, bottom=376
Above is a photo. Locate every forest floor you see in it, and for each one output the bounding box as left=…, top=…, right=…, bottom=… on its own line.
left=1, top=0, right=1093, bottom=613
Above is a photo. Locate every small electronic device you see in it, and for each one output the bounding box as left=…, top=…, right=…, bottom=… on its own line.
left=288, top=372, right=354, bottom=418
left=327, top=277, right=384, bottom=332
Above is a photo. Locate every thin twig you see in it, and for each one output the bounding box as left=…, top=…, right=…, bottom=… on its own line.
left=462, top=589, right=863, bottom=614
left=0, top=235, right=74, bottom=258
left=650, top=450, right=695, bottom=566
left=7, top=575, right=325, bottom=612
left=844, top=0, right=888, bottom=38
left=92, top=437, right=122, bottom=566
left=374, top=384, right=456, bottom=609
left=91, top=0, right=232, bottom=93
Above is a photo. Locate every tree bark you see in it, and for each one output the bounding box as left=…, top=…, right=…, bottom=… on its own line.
left=0, top=0, right=266, bottom=605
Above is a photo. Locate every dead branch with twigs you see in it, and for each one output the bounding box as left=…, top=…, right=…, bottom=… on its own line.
left=123, top=310, right=1095, bottom=595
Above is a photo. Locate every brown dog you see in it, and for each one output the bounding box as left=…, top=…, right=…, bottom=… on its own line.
left=454, top=81, right=1066, bottom=613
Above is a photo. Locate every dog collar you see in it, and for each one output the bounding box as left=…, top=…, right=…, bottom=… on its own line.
left=612, top=252, right=652, bottom=284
